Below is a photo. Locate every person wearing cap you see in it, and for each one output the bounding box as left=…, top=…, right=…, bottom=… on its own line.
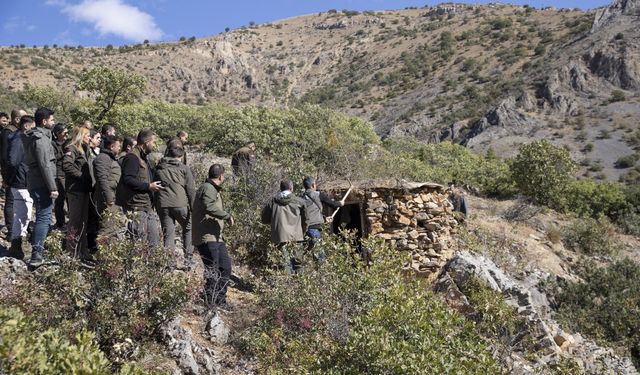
left=52, top=123, right=68, bottom=229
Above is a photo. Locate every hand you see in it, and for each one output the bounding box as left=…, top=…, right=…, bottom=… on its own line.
left=149, top=181, right=163, bottom=192
left=50, top=190, right=59, bottom=199
left=227, top=215, right=234, bottom=226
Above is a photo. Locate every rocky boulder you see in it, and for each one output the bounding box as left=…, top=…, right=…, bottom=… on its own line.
left=435, top=251, right=639, bottom=374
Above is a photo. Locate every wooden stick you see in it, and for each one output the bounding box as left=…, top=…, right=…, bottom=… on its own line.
left=326, top=181, right=353, bottom=223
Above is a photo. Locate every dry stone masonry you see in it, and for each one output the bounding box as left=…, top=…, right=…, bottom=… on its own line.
left=324, top=179, right=460, bottom=278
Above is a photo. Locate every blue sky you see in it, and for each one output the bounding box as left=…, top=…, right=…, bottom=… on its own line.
left=1, top=0, right=611, bottom=47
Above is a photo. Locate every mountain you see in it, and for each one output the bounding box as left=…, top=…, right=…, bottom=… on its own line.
left=0, top=1, right=638, bottom=180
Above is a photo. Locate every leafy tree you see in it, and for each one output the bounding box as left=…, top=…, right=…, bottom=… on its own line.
left=511, top=140, right=577, bottom=206
left=77, top=66, right=146, bottom=121
left=19, top=84, right=88, bottom=124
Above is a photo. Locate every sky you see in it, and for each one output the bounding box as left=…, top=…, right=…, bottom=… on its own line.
left=1, top=0, right=612, bottom=47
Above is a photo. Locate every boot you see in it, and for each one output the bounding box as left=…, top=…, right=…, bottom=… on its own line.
left=7, top=237, right=24, bottom=261
left=29, top=248, right=44, bottom=267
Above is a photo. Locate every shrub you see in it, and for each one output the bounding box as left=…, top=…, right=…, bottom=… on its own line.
left=562, top=217, right=618, bottom=256
left=241, top=236, right=502, bottom=374
left=610, top=90, right=626, bottom=103
left=511, top=140, right=577, bottom=207
left=549, top=258, right=640, bottom=368
left=562, top=179, right=626, bottom=219
left=4, top=231, right=193, bottom=360
left=461, top=276, right=523, bottom=338
left=384, top=138, right=516, bottom=198
left=615, top=154, right=638, bottom=169
left=0, top=307, right=110, bottom=374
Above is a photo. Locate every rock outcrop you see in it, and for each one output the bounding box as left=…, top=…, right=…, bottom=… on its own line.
left=462, top=97, right=537, bottom=147
left=435, top=251, right=639, bottom=375
left=162, top=317, right=220, bottom=375
left=592, top=0, right=640, bottom=32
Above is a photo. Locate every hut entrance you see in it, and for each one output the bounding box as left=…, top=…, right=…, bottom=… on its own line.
left=331, top=202, right=365, bottom=239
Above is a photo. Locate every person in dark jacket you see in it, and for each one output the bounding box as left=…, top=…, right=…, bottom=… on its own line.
left=301, top=176, right=343, bottom=260
left=261, top=179, right=307, bottom=273
left=154, top=146, right=195, bottom=267
left=63, top=126, right=95, bottom=261
left=231, top=141, right=256, bottom=176
left=116, top=129, right=163, bottom=246
left=93, top=135, right=122, bottom=238
left=6, top=116, right=35, bottom=260
left=118, top=136, right=136, bottom=164
left=23, top=107, right=58, bottom=266
left=52, top=123, right=68, bottom=230
left=192, top=164, right=234, bottom=309
left=93, top=135, right=121, bottom=214
left=1, top=108, right=26, bottom=238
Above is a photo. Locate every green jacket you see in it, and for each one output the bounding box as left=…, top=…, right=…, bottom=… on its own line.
left=261, top=191, right=307, bottom=244
left=192, top=181, right=230, bottom=245
left=93, top=148, right=121, bottom=213
left=154, top=157, right=195, bottom=209
left=23, top=126, right=57, bottom=193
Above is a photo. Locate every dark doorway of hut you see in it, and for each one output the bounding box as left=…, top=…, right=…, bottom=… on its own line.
left=331, top=202, right=370, bottom=264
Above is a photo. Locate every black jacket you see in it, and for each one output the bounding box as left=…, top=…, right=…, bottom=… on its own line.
left=52, top=139, right=66, bottom=182
left=7, top=131, right=28, bottom=189
left=116, top=147, right=154, bottom=212
left=0, top=124, right=17, bottom=182
left=63, top=145, right=94, bottom=193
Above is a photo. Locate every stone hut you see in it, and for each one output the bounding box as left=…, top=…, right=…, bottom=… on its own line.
left=321, top=179, right=460, bottom=279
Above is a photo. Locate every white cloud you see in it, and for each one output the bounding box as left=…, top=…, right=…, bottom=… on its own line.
left=3, top=16, right=20, bottom=32
left=59, top=0, right=163, bottom=42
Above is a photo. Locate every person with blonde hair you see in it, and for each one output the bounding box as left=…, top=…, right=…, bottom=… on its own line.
left=62, top=126, right=96, bottom=264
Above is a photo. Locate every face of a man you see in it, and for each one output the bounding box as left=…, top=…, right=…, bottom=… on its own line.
left=107, top=128, right=116, bottom=136
left=180, top=134, right=188, bottom=143
left=23, top=121, right=34, bottom=132
left=143, top=136, right=157, bottom=153
left=0, top=117, right=8, bottom=127
left=110, top=141, right=121, bottom=154
left=43, top=115, right=55, bottom=129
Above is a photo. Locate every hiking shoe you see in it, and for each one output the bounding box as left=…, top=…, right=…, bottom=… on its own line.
left=80, top=259, right=97, bottom=269
left=7, top=238, right=24, bottom=261
left=29, top=250, right=44, bottom=267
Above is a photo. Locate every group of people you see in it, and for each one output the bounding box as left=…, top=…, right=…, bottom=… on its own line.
left=0, top=108, right=193, bottom=269
left=0, top=108, right=346, bottom=311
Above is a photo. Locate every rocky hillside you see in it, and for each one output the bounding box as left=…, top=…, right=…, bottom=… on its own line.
left=0, top=1, right=639, bottom=180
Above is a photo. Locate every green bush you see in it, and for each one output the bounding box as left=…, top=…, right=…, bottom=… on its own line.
left=562, top=217, right=619, bottom=256
left=561, top=179, right=627, bottom=219
left=511, top=140, right=577, bottom=207
left=615, top=154, right=639, bottom=169
left=4, top=231, right=193, bottom=360
left=0, top=307, right=110, bottom=374
left=461, top=276, right=523, bottom=338
left=108, top=102, right=379, bottom=180
left=383, top=138, right=516, bottom=197
left=242, top=235, right=502, bottom=374
left=549, top=259, right=640, bottom=368
left=610, top=90, right=626, bottom=103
